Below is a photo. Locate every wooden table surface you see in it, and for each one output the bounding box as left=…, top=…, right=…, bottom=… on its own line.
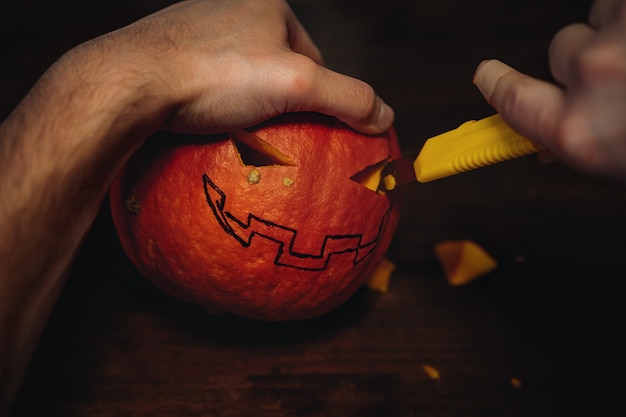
left=4, top=1, right=626, bottom=416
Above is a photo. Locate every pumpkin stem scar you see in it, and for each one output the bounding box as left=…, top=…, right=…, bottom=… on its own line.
left=202, top=173, right=392, bottom=271
left=230, top=130, right=297, bottom=167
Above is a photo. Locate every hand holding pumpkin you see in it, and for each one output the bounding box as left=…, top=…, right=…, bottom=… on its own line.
left=0, top=0, right=395, bottom=414
left=100, top=0, right=394, bottom=136
left=473, top=0, right=626, bottom=184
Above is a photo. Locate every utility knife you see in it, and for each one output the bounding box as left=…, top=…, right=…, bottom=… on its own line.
left=376, top=114, right=540, bottom=192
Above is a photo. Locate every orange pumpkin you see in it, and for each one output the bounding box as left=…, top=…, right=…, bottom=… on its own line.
left=109, top=112, right=401, bottom=320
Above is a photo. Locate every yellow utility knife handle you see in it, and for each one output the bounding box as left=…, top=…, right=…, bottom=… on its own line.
left=415, top=114, right=540, bottom=183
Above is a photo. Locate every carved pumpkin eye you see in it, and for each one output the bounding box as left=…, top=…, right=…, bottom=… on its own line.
left=231, top=128, right=391, bottom=194
left=350, top=159, right=390, bottom=194
left=230, top=130, right=296, bottom=167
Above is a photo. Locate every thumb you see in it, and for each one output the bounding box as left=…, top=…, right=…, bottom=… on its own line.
left=296, top=66, right=395, bottom=134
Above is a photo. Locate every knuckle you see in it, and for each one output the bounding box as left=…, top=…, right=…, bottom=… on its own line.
left=573, top=42, right=624, bottom=85
left=355, top=85, right=378, bottom=117
left=280, top=56, right=319, bottom=99
left=552, top=115, right=594, bottom=160
left=496, top=77, right=532, bottom=116
left=552, top=119, right=576, bottom=152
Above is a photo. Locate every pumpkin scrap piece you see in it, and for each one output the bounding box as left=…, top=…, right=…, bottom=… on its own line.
left=510, top=377, right=522, bottom=389
left=422, top=364, right=440, bottom=380
left=364, top=258, right=396, bottom=293
left=434, top=240, right=498, bottom=286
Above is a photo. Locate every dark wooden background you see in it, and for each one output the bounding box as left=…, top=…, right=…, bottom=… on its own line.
left=3, top=1, right=626, bottom=416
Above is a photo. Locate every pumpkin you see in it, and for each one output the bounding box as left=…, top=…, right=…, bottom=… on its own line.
left=109, top=112, right=401, bottom=321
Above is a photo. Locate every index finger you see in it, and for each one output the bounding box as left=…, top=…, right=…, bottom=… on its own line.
left=473, top=59, right=566, bottom=149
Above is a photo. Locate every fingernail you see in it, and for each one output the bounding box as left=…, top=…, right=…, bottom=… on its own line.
left=473, top=59, right=515, bottom=100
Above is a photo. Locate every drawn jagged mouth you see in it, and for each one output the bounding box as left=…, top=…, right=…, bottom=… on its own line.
left=202, top=173, right=391, bottom=271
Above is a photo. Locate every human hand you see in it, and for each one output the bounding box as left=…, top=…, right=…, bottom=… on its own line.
left=473, top=0, right=626, bottom=183
left=88, top=0, right=393, bottom=136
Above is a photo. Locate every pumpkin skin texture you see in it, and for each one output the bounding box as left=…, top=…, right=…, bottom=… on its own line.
left=109, top=113, right=401, bottom=321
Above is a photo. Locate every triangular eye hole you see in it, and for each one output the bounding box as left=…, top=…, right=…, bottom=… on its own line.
left=350, top=159, right=389, bottom=194
left=230, top=130, right=297, bottom=167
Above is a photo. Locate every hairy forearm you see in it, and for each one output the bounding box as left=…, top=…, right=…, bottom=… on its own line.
left=0, top=36, right=170, bottom=414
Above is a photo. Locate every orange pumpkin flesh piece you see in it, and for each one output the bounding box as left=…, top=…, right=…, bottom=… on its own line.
left=110, top=113, right=401, bottom=321
left=364, top=257, right=396, bottom=293
left=434, top=240, right=498, bottom=286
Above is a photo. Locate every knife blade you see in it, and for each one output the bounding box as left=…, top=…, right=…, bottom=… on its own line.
left=377, top=114, right=540, bottom=192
